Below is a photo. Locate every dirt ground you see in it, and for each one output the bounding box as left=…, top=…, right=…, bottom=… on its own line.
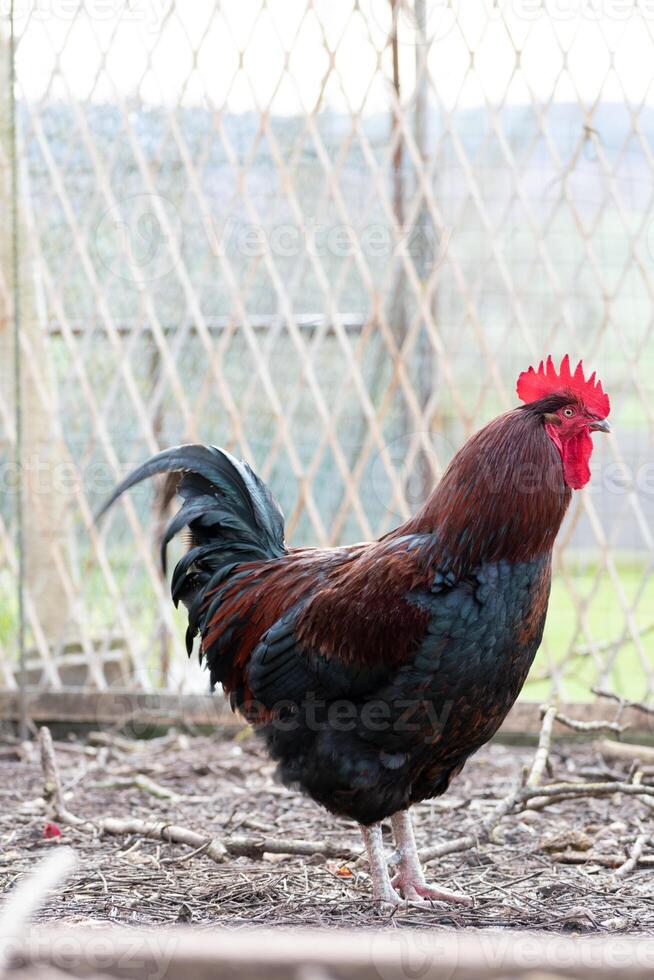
left=2, top=728, right=654, bottom=934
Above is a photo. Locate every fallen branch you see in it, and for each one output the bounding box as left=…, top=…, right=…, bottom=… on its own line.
left=479, top=779, right=654, bottom=821
left=419, top=783, right=528, bottom=862
left=223, top=835, right=355, bottom=860
left=421, top=706, right=654, bottom=865
left=520, top=780, right=654, bottom=804
left=87, top=731, right=140, bottom=752
left=528, top=706, right=558, bottom=787
left=80, top=815, right=228, bottom=862
left=596, top=738, right=654, bottom=766
left=614, top=834, right=651, bottom=879
left=578, top=766, right=626, bottom=782
left=633, top=770, right=654, bottom=812
left=40, top=726, right=65, bottom=813
left=88, top=774, right=180, bottom=801
left=553, top=711, right=627, bottom=735
left=551, top=850, right=654, bottom=868
left=418, top=833, right=476, bottom=864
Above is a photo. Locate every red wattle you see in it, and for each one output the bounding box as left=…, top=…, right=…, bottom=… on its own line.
left=561, top=429, right=593, bottom=489
left=545, top=424, right=593, bottom=490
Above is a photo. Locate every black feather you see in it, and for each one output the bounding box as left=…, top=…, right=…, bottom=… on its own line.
left=98, top=444, right=287, bottom=639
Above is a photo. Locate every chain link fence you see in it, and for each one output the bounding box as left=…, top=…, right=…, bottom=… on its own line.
left=0, top=1, right=652, bottom=704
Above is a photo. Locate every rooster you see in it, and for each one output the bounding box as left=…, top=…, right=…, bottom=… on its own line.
left=100, top=355, right=611, bottom=905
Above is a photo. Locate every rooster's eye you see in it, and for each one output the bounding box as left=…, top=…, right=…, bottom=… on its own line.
left=562, top=407, right=575, bottom=418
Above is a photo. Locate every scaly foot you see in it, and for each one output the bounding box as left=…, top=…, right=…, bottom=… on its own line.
left=360, top=822, right=403, bottom=906
left=391, top=872, right=472, bottom=906
left=389, top=810, right=473, bottom=906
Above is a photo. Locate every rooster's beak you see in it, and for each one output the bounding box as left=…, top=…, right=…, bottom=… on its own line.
left=589, top=418, right=611, bottom=434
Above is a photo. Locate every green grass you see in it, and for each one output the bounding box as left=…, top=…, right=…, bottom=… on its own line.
left=525, top=557, right=654, bottom=702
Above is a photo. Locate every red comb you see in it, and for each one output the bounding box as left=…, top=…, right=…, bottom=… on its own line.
left=516, top=355, right=610, bottom=418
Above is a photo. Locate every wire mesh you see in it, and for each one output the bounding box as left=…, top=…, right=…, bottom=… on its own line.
left=0, top=1, right=652, bottom=699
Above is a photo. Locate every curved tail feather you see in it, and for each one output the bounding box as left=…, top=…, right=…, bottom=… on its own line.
left=97, top=444, right=287, bottom=613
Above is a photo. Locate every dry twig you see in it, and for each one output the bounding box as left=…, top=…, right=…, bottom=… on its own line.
left=614, top=833, right=651, bottom=879
left=528, top=706, right=558, bottom=787
left=420, top=705, right=650, bottom=866
left=551, top=849, right=654, bottom=868
left=593, top=688, right=654, bottom=718
left=88, top=774, right=180, bottom=800
left=553, top=712, right=627, bottom=735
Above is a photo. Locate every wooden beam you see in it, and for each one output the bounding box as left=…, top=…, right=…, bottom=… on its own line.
left=0, top=688, right=237, bottom=731
left=503, top=700, right=653, bottom=739
left=12, top=924, right=654, bottom=980
left=0, top=689, right=651, bottom=739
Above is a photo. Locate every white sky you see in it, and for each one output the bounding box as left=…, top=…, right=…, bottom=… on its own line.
left=9, top=0, right=654, bottom=112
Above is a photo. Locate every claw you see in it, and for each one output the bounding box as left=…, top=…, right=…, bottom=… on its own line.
left=391, top=874, right=472, bottom=906
left=374, top=886, right=403, bottom=908
left=389, top=811, right=473, bottom=907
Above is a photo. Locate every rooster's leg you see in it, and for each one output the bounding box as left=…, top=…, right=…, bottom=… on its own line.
left=390, top=810, right=472, bottom=906
left=360, top=823, right=401, bottom=905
